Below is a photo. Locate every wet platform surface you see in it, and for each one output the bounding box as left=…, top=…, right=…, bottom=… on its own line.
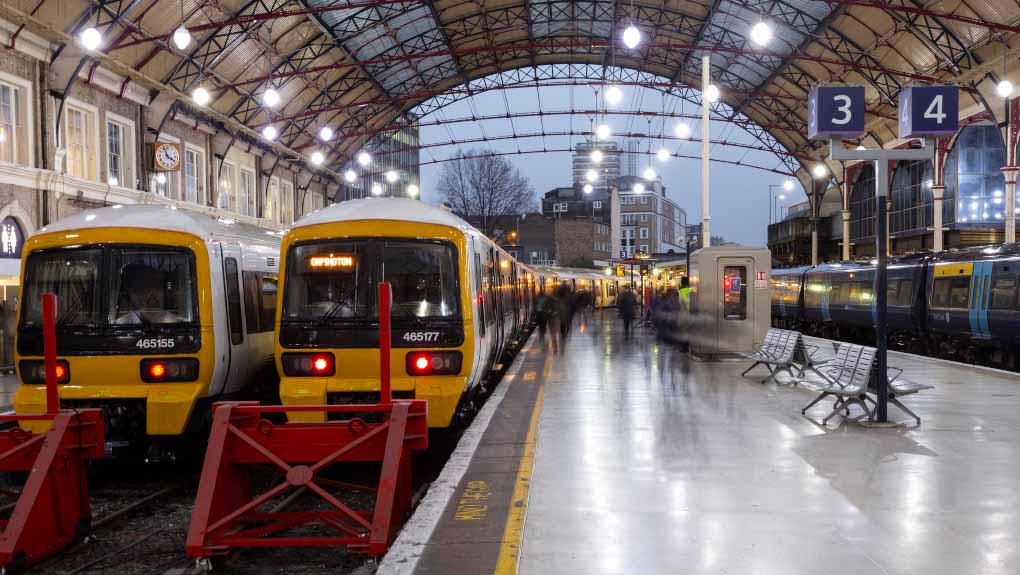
left=404, top=311, right=1020, bottom=575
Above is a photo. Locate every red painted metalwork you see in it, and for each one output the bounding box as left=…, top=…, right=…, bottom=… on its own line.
left=0, top=293, right=104, bottom=571
left=186, top=282, right=426, bottom=559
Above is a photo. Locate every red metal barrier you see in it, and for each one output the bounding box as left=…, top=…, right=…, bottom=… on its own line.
left=0, top=293, right=105, bottom=571
left=186, top=282, right=428, bottom=559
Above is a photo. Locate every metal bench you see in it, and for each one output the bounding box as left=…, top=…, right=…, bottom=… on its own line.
left=797, top=344, right=876, bottom=424
left=740, top=329, right=799, bottom=385
left=864, top=366, right=934, bottom=425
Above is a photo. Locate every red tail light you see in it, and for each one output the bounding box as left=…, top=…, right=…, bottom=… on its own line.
left=406, top=351, right=462, bottom=376
left=282, top=353, right=336, bottom=377
left=140, top=358, right=199, bottom=382
left=19, top=360, right=70, bottom=385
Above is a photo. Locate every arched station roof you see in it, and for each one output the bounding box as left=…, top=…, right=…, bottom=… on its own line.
left=7, top=0, right=1020, bottom=181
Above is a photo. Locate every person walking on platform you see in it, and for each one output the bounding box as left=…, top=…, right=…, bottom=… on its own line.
left=554, top=284, right=573, bottom=340
left=678, top=276, right=692, bottom=313
left=618, top=286, right=638, bottom=341
left=535, top=291, right=552, bottom=341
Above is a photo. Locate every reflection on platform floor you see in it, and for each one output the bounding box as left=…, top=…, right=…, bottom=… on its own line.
left=520, top=311, right=1020, bottom=575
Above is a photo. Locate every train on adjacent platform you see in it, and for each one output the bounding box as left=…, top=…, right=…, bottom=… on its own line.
left=771, top=244, right=1020, bottom=368
left=13, top=205, right=281, bottom=448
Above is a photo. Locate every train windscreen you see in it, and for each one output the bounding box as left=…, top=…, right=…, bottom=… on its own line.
left=283, top=239, right=460, bottom=324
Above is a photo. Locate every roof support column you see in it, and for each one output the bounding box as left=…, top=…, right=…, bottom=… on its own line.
left=841, top=176, right=851, bottom=261
left=931, top=139, right=948, bottom=252
left=1004, top=169, right=1017, bottom=243
left=701, top=55, right=711, bottom=249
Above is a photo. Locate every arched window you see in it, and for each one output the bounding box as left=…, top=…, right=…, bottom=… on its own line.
left=890, top=160, right=933, bottom=234
left=850, top=164, right=876, bottom=242
left=945, top=124, right=1005, bottom=225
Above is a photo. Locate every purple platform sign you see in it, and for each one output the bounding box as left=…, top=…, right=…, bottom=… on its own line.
left=807, top=86, right=866, bottom=140
left=898, top=86, right=958, bottom=138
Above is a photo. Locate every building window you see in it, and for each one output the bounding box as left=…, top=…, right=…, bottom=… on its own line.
left=0, top=80, right=29, bottom=166
left=185, top=147, right=206, bottom=204
left=945, top=124, right=1006, bottom=225
left=850, top=163, right=876, bottom=241
left=890, top=159, right=934, bottom=234
left=280, top=180, right=294, bottom=224
left=107, top=120, right=126, bottom=186
left=640, top=228, right=649, bottom=239
left=640, top=214, right=648, bottom=222
left=239, top=168, right=255, bottom=217
left=640, top=196, right=648, bottom=204
left=640, top=244, right=649, bottom=253
left=65, top=104, right=98, bottom=180
left=265, top=177, right=279, bottom=222
left=594, top=200, right=602, bottom=209
left=219, top=161, right=236, bottom=211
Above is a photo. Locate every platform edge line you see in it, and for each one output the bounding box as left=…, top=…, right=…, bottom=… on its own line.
left=376, top=334, right=536, bottom=575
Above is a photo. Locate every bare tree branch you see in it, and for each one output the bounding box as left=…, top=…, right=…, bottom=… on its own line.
left=436, top=149, right=538, bottom=237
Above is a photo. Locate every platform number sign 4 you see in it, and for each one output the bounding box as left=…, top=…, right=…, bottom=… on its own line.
left=808, top=86, right=866, bottom=140
left=898, top=86, right=958, bottom=138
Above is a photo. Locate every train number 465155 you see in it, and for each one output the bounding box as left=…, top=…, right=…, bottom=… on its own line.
left=401, top=331, right=440, bottom=343
left=135, top=338, right=176, bottom=349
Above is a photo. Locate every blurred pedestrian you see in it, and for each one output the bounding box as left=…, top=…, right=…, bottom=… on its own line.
left=555, top=284, right=573, bottom=340
left=618, top=286, right=638, bottom=341
left=678, top=276, right=692, bottom=313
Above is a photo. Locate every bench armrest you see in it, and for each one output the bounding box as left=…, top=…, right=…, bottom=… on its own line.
left=887, top=366, right=903, bottom=383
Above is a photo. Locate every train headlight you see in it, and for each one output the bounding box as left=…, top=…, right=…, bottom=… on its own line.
left=19, top=359, right=70, bottom=385
left=140, top=358, right=199, bottom=383
left=406, top=351, right=462, bottom=376
left=281, top=352, right=336, bottom=377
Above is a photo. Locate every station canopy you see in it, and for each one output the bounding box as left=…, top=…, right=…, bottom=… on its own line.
left=17, top=0, right=1020, bottom=172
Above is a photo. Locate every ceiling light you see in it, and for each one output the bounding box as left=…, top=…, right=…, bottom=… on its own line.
left=406, top=184, right=419, bottom=196
left=633, top=182, right=646, bottom=194
left=310, top=151, right=325, bottom=165
left=675, top=123, right=691, bottom=139
left=750, top=21, right=773, bottom=47
left=595, top=124, right=612, bottom=140
left=357, top=151, right=372, bottom=167
left=783, top=179, right=794, bottom=192
left=262, top=87, right=280, bottom=108
left=261, top=125, right=278, bottom=141
left=385, top=170, right=398, bottom=183
left=643, top=167, right=656, bottom=181
left=605, top=85, right=623, bottom=105
left=319, top=126, right=334, bottom=141
left=583, top=184, right=593, bottom=194
left=705, top=84, right=720, bottom=103
left=80, top=27, right=102, bottom=51
left=192, top=86, right=211, bottom=107
left=812, top=164, right=828, bottom=178
left=622, top=25, right=641, bottom=49
left=591, top=149, right=604, bottom=163
left=371, top=183, right=383, bottom=196
left=998, top=79, right=1014, bottom=98
left=585, top=169, right=598, bottom=182
left=657, top=148, right=670, bottom=162
left=856, top=144, right=866, bottom=150
left=344, top=169, right=357, bottom=183
left=173, top=26, right=191, bottom=50
left=778, top=194, right=786, bottom=200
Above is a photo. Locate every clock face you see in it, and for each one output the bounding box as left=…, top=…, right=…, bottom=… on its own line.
left=154, top=143, right=180, bottom=170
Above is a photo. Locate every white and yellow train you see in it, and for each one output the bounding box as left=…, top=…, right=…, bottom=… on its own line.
left=13, top=205, right=281, bottom=444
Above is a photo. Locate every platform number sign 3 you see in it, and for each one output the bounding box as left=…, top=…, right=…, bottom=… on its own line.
left=898, top=86, right=958, bottom=138
left=808, top=86, right=865, bottom=140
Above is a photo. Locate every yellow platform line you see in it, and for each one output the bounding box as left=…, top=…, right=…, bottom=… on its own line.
left=493, top=351, right=551, bottom=574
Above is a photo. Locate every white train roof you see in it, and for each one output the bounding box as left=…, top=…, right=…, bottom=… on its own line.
left=292, top=198, right=473, bottom=232
left=35, top=205, right=282, bottom=245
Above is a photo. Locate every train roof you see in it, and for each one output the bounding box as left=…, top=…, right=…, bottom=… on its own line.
left=35, top=205, right=283, bottom=245
left=932, top=243, right=1020, bottom=262
left=292, top=197, right=473, bottom=232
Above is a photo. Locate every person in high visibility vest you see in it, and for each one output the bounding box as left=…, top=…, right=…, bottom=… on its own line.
left=678, top=276, right=692, bottom=313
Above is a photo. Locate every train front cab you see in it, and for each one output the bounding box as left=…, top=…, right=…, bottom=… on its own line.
left=276, top=221, right=513, bottom=429
left=14, top=227, right=218, bottom=438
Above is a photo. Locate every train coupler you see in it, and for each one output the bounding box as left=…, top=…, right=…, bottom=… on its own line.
left=0, top=409, right=105, bottom=571
left=185, top=399, right=428, bottom=559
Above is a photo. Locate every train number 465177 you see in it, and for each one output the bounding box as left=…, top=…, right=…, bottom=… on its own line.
left=401, top=331, right=440, bottom=343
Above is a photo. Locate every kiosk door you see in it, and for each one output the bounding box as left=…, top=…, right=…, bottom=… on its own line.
left=716, top=258, right=754, bottom=353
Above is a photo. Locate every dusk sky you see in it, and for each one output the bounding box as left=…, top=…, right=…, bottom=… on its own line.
left=414, top=82, right=804, bottom=247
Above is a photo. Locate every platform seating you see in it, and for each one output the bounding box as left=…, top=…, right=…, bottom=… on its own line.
left=797, top=343, right=876, bottom=424
left=864, top=367, right=934, bottom=425
left=740, top=328, right=799, bottom=385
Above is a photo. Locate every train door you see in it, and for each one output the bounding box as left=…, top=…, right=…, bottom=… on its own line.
left=218, top=243, right=248, bottom=393
left=488, top=248, right=504, bottom=358
left=716, top=257, right=755, bottom=353
left=969, top=261, right=992, bottom=338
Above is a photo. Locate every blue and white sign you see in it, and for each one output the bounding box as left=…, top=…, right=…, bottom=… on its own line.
left=898, top=85, right=958, bottom=138
left=808, top=86, right=866, bottom=140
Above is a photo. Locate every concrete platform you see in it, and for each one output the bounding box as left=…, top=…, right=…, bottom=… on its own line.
left=383, top=310, right=1020, bottom=575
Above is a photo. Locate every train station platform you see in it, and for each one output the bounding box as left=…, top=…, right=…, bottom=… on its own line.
left=381, top=311, right=1020, bottom=575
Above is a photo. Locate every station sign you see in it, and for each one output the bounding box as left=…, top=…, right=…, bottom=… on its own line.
left=808, top=86, right=865, bottom=140
left=898, top=85, right=958, bottom=138
left=0, top=217, right=23, bottom=259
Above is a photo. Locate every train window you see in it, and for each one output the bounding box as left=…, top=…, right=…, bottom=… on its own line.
left=931, top=276, right=970, bottom=309
left=474, top=253, right=485, bottom=335
left=722, top=266, right=746, bottom=320
left=242, top=271, right=260, bottom=334
left=108, top=248, right=196, bottom=325
left=886, top=280, right=899, bottom=305
left=260, top=276, right=278, bottom=331
left=224, top=258, right=243, bottom=345
left=990, top=276, right=1017, bottom=310
left=21, top=247, right=102, bottom=327
left=381, top=241, right=459, bottom=318
left=283, top=242, right=368, bottom=322
left=896, top=279, right=914, bottom=306
left=828, top=282, right=844, bottom=306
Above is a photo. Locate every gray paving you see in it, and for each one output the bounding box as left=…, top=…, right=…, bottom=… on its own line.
left=519, top=313, right=1020, bottom=575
